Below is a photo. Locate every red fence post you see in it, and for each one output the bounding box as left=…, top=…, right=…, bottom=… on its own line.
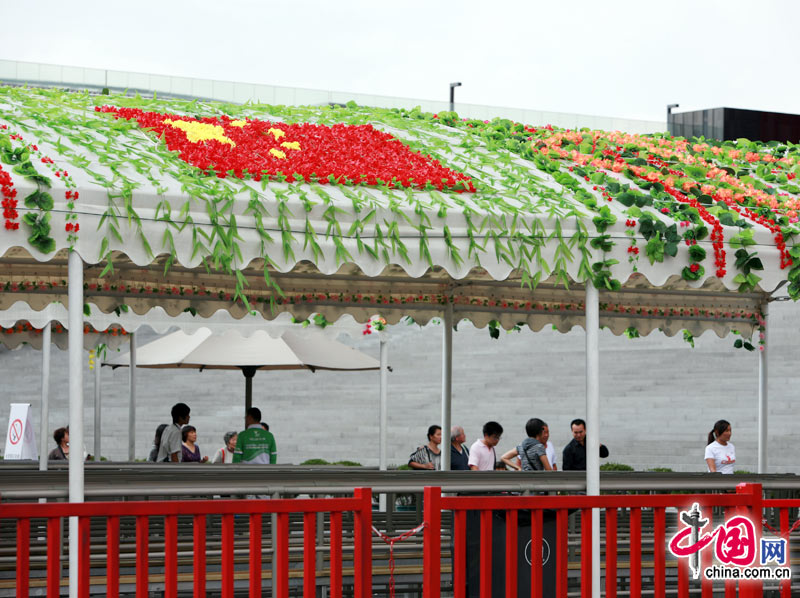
left=107, top=516, right=120, bottom=598
left=78, top=516, right=91, bottom=598
left=249, top=513, right=262, bottom=598
left=330, top=511, right=343, bottom=598
left=779, top=507, right=791, bottom=598
left=303, top=512, right=317, bottom=598
left=275, top=512, right=290, bottom=598
left=193, top=514, right=207, bottom=598
left=580, top=508, right=592, bottom=598
left=453, top=510, right=466, bottom=598
left=505, top=509, right=517, bottom=598
left=531, top=509, right=543, bottom=598
left=423, top=486, right=442, bottom=598
left=221, top=513, right=235, bottom=598
left=164, top=514, right=178, bottom=598
left=736, top=483, right=763, bottom=598
left=605, top=508, right=617, bottom=598
left=16, top=518, right=29, bottom=598
left=629, top=507, right=641, bottom=598
left=556, top=508, right=568, bottom=598
left=653, top=507, right=665, bottom=598
left=354, top=487, right=373, bottom=598
left=135, top=515, right=149, bottom=598
left=46, top=516, right=61, bottom=598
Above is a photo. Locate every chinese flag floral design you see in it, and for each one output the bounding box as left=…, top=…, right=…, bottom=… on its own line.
left=97, top=106, right=475, bottom=192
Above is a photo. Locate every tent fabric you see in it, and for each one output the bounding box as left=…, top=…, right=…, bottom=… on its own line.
left=0, top=87, right=794, bottom=338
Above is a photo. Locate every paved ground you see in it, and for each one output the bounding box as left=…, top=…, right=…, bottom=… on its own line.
left=1, top=301, right=797, bottom=472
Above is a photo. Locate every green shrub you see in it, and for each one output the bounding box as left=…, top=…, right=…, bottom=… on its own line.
left=734, top=469, right=752, bottom=474
left=301, top=458, right=331, bottom=465
left=332, top=460, right=362, bottom=467
left=395, top=464, right=412, bottom=471
left=648, top=467, right=673, bottom=472
left=600, top=462, right=634, bottom=471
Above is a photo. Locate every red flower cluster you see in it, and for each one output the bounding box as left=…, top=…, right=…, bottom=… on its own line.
left=625, top=219, right=637, bottom=227
left=627, top=246, right=640, bottom=254
left=98, top=106, right=476, bottom=192
left=0, top=164, right=19, bottom=230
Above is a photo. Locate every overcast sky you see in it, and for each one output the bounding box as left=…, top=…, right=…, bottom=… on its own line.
left=2, top=0, right=798, bottom=122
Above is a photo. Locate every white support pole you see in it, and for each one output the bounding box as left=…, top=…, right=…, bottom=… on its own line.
left=441, top=303, right=453, bottom=472
left=379, top=337, right=389, bottom=512
left=94, top=345, right=101, bottom=462
left=585, top=281, right=601, bottom=598
left=39, top=322, right=51, bottom=473
left=758, top=302, right=768, bottom=474
left=128, top=332, right=136, bottom=461
left=67, top=250, right=84, bottom=598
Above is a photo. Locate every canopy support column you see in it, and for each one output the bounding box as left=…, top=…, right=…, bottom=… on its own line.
left=38, top=322, right=51, bottom=473
left=128, top=332, right=136, bottom=461
left=94, top=344, right=102, bottom=462
left=441, top=303, right=453, bottom=472
left=758, top=302, right=768, bottom=474
left=379, top=337, right=388, bottom=511
left=243, top=366, right=257, bottom=415
left=68, top=250, right=84, bottom=598
left=585, top=281, right=601, bottom=598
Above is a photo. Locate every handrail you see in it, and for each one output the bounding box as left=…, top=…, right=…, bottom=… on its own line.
left=0, top=465, right=798, bottom=499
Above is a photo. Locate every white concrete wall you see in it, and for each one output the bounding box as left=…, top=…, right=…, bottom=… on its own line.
left=2, top=300, right=797, bottom=473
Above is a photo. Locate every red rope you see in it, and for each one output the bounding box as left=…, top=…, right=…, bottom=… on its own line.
left=371, top=522, right=427, bottom=598
left=762, top=518, right=800, bottom=535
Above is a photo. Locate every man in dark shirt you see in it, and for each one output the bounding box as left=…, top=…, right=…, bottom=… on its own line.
left=561, top=418, right=609, bottom=471
left=449, top=425, right=470, bottom=470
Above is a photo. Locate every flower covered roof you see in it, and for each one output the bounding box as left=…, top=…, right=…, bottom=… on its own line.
left=0, top=86, right=796, bottom=338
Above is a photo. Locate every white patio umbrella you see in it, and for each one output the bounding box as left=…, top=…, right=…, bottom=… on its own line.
left=103, top=327, right=380, bottom=412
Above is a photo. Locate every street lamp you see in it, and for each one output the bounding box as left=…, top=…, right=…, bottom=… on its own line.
left=449, top=82, right=462, bottom=112
left=667, top=103, right=679, bottom=132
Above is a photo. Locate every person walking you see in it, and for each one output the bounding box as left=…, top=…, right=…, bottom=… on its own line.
left=157, top=403, right=191, bottom=463
left=468, top=421, right=503, bottom=471
left=210, top=431, right=238, bottom=464
left=449, top=425, right=470, bottom=470
left=148, top=424, right=168, bottom=462
left=48, top=426, right=69, bottom=461
left=233, top=407, right=277, bottom=464
left=408, top=425, right=442, bottom=470
left=501, top=418, right=553, bottom=471
left=561, top=418, right=609, bottom=471
left=181, top=425, right=208, bottom=462
left=705, top=419, right=735, bottom=474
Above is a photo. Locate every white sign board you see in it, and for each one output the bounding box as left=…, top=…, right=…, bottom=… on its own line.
left=4, top=403, right=38, bottom=460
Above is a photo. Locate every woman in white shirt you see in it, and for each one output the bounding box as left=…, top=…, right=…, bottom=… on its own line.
left=704, top=419, right=735, bottom=474
left=210, top=431, right=238, bottom=464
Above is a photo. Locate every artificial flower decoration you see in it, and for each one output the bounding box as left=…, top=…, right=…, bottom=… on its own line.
left=97, top=106, right=476, bottom=191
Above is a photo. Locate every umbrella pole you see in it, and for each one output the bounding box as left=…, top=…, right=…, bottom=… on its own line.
left=128, top=332, right=136, bottom=461
left=441, top=303, right=453, bottom=471
left=242, top=367, right=257, bottom=415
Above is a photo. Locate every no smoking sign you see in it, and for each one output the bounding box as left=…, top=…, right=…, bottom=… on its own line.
left=9, top=418, right=22, bottom=445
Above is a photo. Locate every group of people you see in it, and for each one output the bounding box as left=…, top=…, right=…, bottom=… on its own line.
left=147, top=403, right=277, bottom=464
left=409, top=418, right=609, bottom=471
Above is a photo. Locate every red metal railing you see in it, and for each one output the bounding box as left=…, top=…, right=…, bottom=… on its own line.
left=762, top=497, right=800, bottom=598
left=424, top=483, right=770, bottom=598
left=2, top=488, right=372, bottom=598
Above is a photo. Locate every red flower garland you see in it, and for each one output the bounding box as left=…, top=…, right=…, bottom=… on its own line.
left=0, top=163, right=19, bottom=231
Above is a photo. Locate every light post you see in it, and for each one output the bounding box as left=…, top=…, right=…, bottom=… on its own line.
left=667, top=103, right=679, bottom=133
left=449, top=82, right=462, bottom=112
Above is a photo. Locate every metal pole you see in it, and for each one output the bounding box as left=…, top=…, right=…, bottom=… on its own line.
left=758, top=303, right=768, bottom=474
left=94, top=344, right=101, bottom=462
left=39, top=322, right=51, bottom=473
left=379, top=338, right=389, bottom=512
left=585, top=281, right=601, bottom=597
left=68, top=250, right=84, bottom=598
left=128, top=332, right=136, bottom=461
left=441, top=303, right=453, bottom=472
left=449, top=82, right=461, bottom=113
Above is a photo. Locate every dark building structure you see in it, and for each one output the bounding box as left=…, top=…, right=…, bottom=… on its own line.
left=668, top=107, right=800, bottom=143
